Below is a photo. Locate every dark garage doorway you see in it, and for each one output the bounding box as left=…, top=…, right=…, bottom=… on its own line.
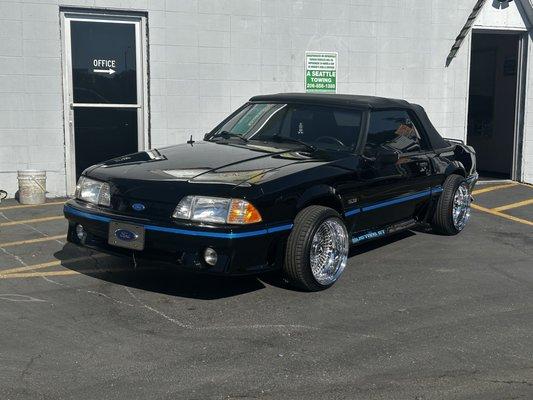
left=467, top=32, right=525, bottom=180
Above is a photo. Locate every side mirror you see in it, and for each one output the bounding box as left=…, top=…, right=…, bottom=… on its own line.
left=203, top=132, right=211, bottom=140
left=376, top=149, right=399, bottom=164
left=0, top=190, right=7, bottom=201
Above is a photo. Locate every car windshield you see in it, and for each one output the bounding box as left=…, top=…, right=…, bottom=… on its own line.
left=211, top=103, right=363, bottom=151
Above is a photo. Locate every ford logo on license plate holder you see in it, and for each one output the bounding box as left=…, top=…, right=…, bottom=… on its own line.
left=115, top=229, right=138, bottom=241
left=108, top=221, right=145, bottom=251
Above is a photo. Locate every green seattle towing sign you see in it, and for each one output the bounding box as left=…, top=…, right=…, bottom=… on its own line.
left=305, top=51, right=337, bottom=93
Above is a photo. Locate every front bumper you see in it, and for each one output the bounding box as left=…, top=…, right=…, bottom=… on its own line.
left=64, top=200, right=292, bottom=275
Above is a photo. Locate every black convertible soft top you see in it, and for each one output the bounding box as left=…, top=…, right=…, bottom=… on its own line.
left=249, top=93, right=450, bottom=150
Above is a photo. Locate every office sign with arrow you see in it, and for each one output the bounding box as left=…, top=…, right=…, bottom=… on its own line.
left=70, top=20, right=137, bottom=104
left=93, top=68, right=116, bottom=75
left=93, top=59, right=117, bottom=75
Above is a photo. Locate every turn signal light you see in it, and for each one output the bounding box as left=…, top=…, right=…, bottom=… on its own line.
left=173, top=196, right=262, bottom=224
left=227, top=199, right=262, bottom=224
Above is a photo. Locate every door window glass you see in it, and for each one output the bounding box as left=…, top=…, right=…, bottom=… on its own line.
left=71, top=21, right=137, bottom=104
left=365, top=110, right=428, bottom=155
left=74, top=108, right=138, bottom=178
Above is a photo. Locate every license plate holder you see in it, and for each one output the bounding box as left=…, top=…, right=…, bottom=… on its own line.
left=108, top=221, right=145, bottom=251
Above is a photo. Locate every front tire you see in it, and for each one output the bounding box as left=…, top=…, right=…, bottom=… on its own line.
left=432, top=174, right=472, bottom=235
left=283, top=206, right=349, bottom=291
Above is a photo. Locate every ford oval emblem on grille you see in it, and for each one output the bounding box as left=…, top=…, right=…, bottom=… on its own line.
left=132, top=203, right=146, bottom=211
left=115, top=229, right=138, bottom=242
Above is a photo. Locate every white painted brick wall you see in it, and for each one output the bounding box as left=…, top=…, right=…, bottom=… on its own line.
left=0, top=0, right=64, bottom=198
left=0, top=0, right=531, bottom=199
left=522, top=33, right=533, bottom=183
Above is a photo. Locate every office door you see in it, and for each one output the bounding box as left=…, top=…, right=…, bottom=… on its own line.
left=62, top=12, right=147, bottom=192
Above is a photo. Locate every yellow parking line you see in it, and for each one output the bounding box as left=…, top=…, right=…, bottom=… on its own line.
left=0, top=235, right=66, bottom=248
left=1, top=267, right=130, bottom=279
left=0, top=201, right=65, bottom=211
left=0, top=253, right=111, bottom=275
left=0, top=270, right=82, bottom=279
left=492, top=198, right=533, bottom=212
left=472, top=183, right=518, bottom=195
left=0, top=215, right=63, bottom=227
left=471, top=204, right=533, bottom=226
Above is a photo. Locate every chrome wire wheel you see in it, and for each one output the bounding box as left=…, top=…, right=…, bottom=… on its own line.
left=452, top=182, right=471, bottom=231
left=309, top=217, right=349, bottom=286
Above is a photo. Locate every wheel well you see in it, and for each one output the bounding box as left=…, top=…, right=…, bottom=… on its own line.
left=451, top=168, right=466, bottom=177
left=301, top=196, right=344, bottom=216
left=454, top=145, right=474, bottom=176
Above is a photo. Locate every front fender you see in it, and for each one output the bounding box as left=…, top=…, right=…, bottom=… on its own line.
left=296, top=184, right=344, bottom=214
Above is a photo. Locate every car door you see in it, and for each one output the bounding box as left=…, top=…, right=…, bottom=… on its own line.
left=353, top=109, right=433, bottom=232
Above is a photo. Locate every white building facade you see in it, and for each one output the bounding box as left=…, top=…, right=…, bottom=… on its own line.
left=0, top=0, right=532, bottom=197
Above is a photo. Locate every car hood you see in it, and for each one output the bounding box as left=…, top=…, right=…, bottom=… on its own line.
left=86, top=141, right=344, bottom=187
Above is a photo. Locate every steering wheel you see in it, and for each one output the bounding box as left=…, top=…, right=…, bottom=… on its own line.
left=314, top=136, right=346, bottom=147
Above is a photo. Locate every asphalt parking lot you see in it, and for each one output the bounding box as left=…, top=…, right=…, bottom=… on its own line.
left=0, top=182, right=532, bottom=400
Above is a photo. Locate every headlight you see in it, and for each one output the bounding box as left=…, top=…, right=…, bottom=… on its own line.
left=172, top=196, right=262, bottom=224
left=75, top=176, right=111, bottom=206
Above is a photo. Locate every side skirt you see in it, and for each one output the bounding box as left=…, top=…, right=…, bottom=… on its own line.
left=351, top=218, right=418, bottom=245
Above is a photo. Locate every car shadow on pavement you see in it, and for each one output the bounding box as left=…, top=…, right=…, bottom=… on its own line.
left=53, top=244, right=267, bottom=300
left=259, top=230, right=417, bottom=291
left=55, top=231, right=417, bottom=298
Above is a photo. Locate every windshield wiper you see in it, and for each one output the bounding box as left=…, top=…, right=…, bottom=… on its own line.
left=266, top=135, right=316, bottom=152
left=210, top=130, right=248, bottom=143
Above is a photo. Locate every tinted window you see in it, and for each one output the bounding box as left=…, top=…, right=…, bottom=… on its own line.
left=71, top=21, right=137, bottom=104
left=74, top=108, right=138, bottom=178
left=365, top=110, right=428, bottom=155
left=215, top=103, right=362, bottom=151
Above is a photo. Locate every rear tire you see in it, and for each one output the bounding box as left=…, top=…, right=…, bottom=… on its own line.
left=432, top=174, right=471, bottom=235
left=283, top=206, right=349, bottom=291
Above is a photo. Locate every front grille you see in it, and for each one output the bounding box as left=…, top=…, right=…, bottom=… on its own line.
left=111, top=194, right=174, bottom=220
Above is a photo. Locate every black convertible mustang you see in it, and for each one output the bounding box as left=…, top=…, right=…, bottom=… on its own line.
left=64, top=93, right=477, bottom=291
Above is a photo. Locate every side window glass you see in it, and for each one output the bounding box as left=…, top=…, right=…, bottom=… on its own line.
left=365, top=110, right=427, bottom=155
left=407, top=113, right=430, bottom=151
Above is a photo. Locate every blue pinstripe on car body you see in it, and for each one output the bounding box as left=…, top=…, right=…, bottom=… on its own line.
left=344, top=186, right=443, bottom=218
left=65, top=185, right=443, bottom=239
left=64, top=205, right=293, bottom=239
